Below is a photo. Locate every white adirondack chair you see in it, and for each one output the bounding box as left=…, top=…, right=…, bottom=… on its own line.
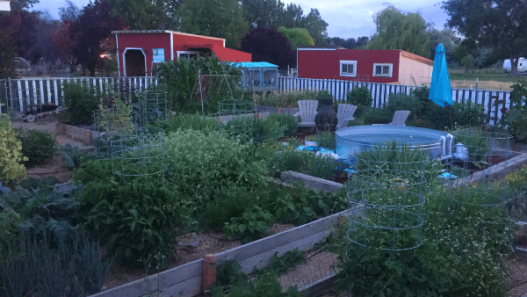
left=388, top=110, right=410, bottom=126
left=336, top=104, right=357, bottom=129
left=373, top=110, right=410, bottom=127
left=294, top=100, right=318, bottom=132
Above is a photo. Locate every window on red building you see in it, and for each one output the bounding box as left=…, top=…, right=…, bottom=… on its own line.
left=340, top=60, right=357, bottom=77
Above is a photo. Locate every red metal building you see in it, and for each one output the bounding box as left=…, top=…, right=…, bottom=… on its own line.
left=297, top=48, right=433, bottom=85
left=113, top=30, right=252, bottom=77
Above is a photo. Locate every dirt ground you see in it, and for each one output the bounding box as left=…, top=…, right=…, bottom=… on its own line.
left=103, top=223, right=296, bottom=290
left=25, top=153, right=72, bottom=183
left=450, top=80, right=514, bottom=91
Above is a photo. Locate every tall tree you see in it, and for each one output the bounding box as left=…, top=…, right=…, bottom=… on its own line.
left=59, top=0, right=81, bottom=21
left=9, top=0, right=39, bottom=11
left=241, top=27, right=294, bottom=69
left=299, top=9, right=328, bottom=46
left=442, top=0, right=527, bottom=76
left=163, top=0, right=184, bottom=30
left=242, top=0, right=285, bottom=29
left=282, top=3, right=303, bottom=28
left=108, top=0, right=167, bottom=30
left=70, top=0, right=126, bottom=75
left=366, top=5, right=430, bottom=58
left=179, top=0, right=249, bottom=49
left=52, top=21, right=76, bottom=65
left=0, top=13, right=21, bottom=78
left=278, top=27, right=314, bottom=50
left=427, top=28, right=459, bottom=64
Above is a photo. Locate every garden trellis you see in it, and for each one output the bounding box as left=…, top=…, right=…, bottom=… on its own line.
left=347, top=146, right=427, bottom=252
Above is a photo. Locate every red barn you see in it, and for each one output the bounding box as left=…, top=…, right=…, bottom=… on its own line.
left=113, top=30, right=252, bottom=77
left=297, top=48, right=433, bottom=85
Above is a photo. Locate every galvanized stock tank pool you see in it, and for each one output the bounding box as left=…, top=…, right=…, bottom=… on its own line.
left=335, top=125, right=453, bottom=161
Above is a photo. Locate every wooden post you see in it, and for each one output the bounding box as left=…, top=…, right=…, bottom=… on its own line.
left=202, top=254, right=217, bottom=293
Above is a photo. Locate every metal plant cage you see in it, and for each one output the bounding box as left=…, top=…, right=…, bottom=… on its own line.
left=218, top=99, right=254, bottom=141
left=347, top=148, right=428, bottom=252
left=92, top=107, right=136, bottom=159
left=134, top=91, right=168, bottom=127
left=111, top=133, right=166, bottom=184
left=448, top=128, right=514, bottom=208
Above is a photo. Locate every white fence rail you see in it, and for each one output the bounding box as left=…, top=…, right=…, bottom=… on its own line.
left=279, top=77, right=513, bottom=125
left=0, top=77, right=158, bottom=115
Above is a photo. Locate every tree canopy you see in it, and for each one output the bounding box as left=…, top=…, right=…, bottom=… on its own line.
left=242, top=0, right=285, bottom=29
left=366, top=5, right=430, bottom=58
left=179, top=0, right=249, bottom=49
left=241, top=27, right=294, bottom=69
left=70, top=0, right=126, bottom=75
left=442, top=0, right=527, bottom=76
left=278, top=27, right=314, bottom=50
left=108, top=0, right=168, bottom=30
left=428, top=28, right=459, bottom=64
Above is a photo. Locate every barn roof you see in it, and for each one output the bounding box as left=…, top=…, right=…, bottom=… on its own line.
left=111, top=30, right=226, bottom=42
left=400, top=50, right=434, bottom=66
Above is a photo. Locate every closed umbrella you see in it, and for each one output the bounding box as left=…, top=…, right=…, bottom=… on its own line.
left=429, top=44, right=453, bottom=107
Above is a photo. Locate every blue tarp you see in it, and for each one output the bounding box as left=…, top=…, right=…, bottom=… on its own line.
left=229, top=62, right=279, bottom=68
left=429, top=44, right=453, bottom=107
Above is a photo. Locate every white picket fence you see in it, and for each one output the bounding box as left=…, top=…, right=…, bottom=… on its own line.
left=0, top=77, right=158, bottom=115
left=279, top=76, right=513, bottom=125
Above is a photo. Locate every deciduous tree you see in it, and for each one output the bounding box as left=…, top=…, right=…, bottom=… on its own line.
left=241, top=27, right=294, bottom=69
left=70, top=0, right=126, bottom=75
left=108, top=0, right=167, bottom=30
left=278, top=27, right=314, bottom=50
left=366, top=5, right=430, bottom=58
left=242, top=0, right=285, bottom=29
left=442, top=0, right=527, bottom=76
left=179, top=0, right=249, bottom=49
left=299, top=9, right=328, bottom=46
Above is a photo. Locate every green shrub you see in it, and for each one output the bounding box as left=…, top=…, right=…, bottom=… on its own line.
left=500, top=81, right=527, bottom=143
left=334, top=183, right=512, bottom=297
left=165, top=113, right=220, bottom=134
left=384, top=92, right=424, bottom=123
left=156, top=56, right=242, bottom=114
left=251, top=117, right=287, bottom=143
left=346, top=87, right=372, bottom=117
left=362, top=108, right=391, bottom=125
left=224, top=205, right=274, bottom=241
left=267, top=114, right=298, bottom=137
left=165, top=130, right=268, bottom=213
left=267, top=147, right=336, bottom=180
left=80, top=177, right=182, bottom=265
left=59, top=144, right=91, bottom=170
left=0, top=184, right=82, bottom=241
left=17, top=129, right=57, bottom=167
left=0, top=115, right=26, bottom=183
left=1, top=232, right=111, bottom=297
left=62, top=82, right=99, bottom=125
left=316, top=131, right=335, bottom=149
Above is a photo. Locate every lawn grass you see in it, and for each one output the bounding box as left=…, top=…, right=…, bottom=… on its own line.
left=449, top=68, right=527, bottom=90
left=449, top=68, right=525, bottom=82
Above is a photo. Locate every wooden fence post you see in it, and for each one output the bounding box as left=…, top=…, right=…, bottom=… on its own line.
left=202, top=254, right=217, bottom=293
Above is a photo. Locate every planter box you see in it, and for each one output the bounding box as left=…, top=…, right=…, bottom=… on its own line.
left=55, top=123, right=93, bottom=144
left=89, top=171, right=345, bottom=297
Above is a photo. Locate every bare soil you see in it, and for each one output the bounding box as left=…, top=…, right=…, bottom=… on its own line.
left=104, top=224, right=296, bottom=290
left=25, top=153, right=72, bottom=183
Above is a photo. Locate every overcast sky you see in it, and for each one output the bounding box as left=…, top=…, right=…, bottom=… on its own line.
left=33, top=0, right=450, bottom=39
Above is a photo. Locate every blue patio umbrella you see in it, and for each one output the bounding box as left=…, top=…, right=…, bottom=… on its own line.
left=429, top=44, right=453, bottom=107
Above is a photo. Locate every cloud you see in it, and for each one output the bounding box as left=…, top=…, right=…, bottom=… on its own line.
left=35, top=0, right=449, bottom=39
left=282, top=0, right=449, bottom=38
